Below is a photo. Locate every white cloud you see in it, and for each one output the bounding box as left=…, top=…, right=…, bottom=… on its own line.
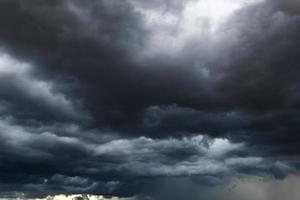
left=3, top=194, right=134, bottom=200
left=133, top=0, right=264, bottom=57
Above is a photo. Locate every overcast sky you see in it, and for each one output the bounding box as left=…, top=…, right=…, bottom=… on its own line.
left=0, top=0, right=299, bottom=199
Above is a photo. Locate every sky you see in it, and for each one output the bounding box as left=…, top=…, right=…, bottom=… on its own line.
left=0, top=0, right=300, bottom=199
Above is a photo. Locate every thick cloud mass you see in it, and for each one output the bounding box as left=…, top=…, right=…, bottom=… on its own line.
left=0, top=0, right=300, bottom=198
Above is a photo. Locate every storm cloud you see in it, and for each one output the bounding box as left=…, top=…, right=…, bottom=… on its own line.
left=0, top=0, right=299, bottom=199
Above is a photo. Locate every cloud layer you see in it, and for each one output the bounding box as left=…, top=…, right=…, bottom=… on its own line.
left=0, top=0, right=299, bottom=198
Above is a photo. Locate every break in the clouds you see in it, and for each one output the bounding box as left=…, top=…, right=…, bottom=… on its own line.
left=0, top=0, right=300, bottom=199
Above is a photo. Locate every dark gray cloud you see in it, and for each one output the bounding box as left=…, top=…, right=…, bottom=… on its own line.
left=0, top=0, right=300, bottom=198
left=0, top=116, right=295, bottom=198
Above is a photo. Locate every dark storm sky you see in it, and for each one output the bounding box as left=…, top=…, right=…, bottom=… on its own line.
left=0, top=0, right=299, bottom=198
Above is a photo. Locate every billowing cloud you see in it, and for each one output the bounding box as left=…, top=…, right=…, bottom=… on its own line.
left=0, top=53, right=87, bottom=122
left=0, top=116, right=295, bottom=198
left=0, top=0, right=299, bottom=198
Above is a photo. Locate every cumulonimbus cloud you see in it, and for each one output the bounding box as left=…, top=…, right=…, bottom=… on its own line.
left=0, top=0, right=299, bottom=198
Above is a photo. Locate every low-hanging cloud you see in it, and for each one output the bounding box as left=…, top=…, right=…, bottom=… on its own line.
left=0, top=0, right=299, bottom=198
